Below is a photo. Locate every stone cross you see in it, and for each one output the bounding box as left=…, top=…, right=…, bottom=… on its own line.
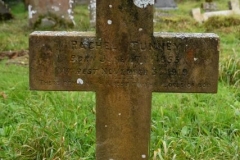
left=29, top=0, right=219, bottom=159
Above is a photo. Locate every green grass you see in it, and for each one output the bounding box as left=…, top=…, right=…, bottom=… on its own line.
left=1, top=0, right=240, bottom=159
left=151, top=85, right=240, bottom=159
left=0, top=62, right=96, bottom=159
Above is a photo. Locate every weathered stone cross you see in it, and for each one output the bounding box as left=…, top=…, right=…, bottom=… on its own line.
left=29, top=0, right=219, bottom=159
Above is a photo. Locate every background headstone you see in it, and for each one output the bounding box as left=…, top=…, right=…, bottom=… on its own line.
left=28, top=0, right=75, bottom=28
left=0, top=0, right=13, bottom=20
left=229, top=0, right=240, bottom=11
left=202, top=2, right=217, bottom=12
left=193, top=0, right=240, bottom=22
left=155, top=0, right=177, bottom=10
left=192, top=8, right=203, bottom=23
left=74, top=0, right=89, bottom=5
left=89, top=0, right=96, bottom=26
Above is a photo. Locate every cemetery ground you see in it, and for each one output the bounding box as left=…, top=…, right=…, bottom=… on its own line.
left=0, top=0, right=240, bottom=159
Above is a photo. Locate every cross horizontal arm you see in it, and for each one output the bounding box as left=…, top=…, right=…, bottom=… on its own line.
left=29, top=31, right=219, bottom=93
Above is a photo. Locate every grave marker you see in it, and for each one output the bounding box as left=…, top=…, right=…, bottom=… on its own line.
left=29, top=0, right=219, bottom=159
left=192, top=8, right=203, bottom=23
left=28, top=0, right=75, bottom=28
left=89, top=0, right=96, bottom=26
left=192, top=0, right=240, bottom=23
left=229, top=0, right=240, bottom=11
left=0, top=0, right=13, bottom=20
left=155, top=0, right=177, bottom=10
left=202, top=1, right=217, bottom=12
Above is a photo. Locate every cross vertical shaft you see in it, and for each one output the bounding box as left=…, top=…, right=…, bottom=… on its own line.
left=95, top=1, right=154, bottom=159
left=96, top=89, right=151, bottom=159
left=96, top=0, right=153, bottom=39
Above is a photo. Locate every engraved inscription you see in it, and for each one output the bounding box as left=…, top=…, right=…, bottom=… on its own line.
left=43, top=39, right=214, bottom=89
left=30, top=32, right=218, bottom=92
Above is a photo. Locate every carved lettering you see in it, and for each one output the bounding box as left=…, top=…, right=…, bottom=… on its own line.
left=55, top=67, right=98, bottom=76
left=102, top=68, right=148, bottom=76
left=32, top=37, right=217, bottom=91
left=164, top=82, right=194, bottom=88
left=70, top=55, right=95, bottom=63
left=69, top=39, right=183, bottom=52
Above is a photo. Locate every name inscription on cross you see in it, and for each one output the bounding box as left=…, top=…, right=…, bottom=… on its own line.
left=29, top=0, right=219, bottom=159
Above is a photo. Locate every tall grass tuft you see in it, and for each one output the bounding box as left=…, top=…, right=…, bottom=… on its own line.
left=219, top=49, right=240, bottom=87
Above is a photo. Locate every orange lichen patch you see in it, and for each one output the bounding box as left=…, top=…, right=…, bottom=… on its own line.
left=186, top=49, right=194, bottom=63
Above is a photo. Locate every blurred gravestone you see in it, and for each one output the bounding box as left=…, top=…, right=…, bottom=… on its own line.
left=28, top=0, right=75, bottom=28
left=89, top=0, right=96, bottom=26
left=0, top=0, right=13, bottom=20
left=202, top=1, right=217, bottom=12
left=155, top=0, right=177, bottom=10
left=229, top=0, right=240, bottom=11
left=192, top=8, right=203, bottom=23
left=193, top=0, right=240, bottom=23
left=74, top=0, right=89, bottom=5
